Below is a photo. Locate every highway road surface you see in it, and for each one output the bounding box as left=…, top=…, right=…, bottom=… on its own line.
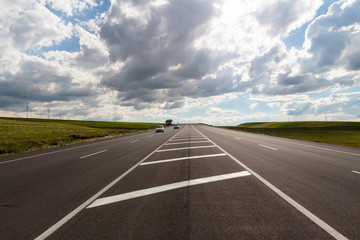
left=1, top=124, right=359, bottom=239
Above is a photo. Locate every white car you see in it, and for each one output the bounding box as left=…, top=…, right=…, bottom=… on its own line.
left=155, top=125, right=165, bottom=132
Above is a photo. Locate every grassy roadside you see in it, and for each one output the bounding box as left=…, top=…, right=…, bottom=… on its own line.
left=0, top=117, right=161, bottom=155
left=224, top=121, right=360, bottom=148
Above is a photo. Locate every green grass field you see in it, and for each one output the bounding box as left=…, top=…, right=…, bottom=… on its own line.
left=225, top=121, right=360, bottom=148
left=0, top=117, right=161, bottom=155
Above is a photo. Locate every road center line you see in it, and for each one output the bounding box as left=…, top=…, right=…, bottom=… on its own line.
left=130, top=140, right=139, bottom=143
left=259, top=144, right=278, bottom=151
left=352, top=170, right=360, bottom=175
left=194, top=126, right=348, bottom=240
left=80, top=150, right=107, bottom=159
left=87, top=171, right=251, bottom=208
left=140, top=153, right=227, bottom=166
left=234, top=137, right=242, bottom=140
left=156, top=145, right=216, bottom=152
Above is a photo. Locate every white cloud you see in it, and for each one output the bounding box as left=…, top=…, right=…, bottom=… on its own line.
left=1, top=0, right=360, bottom=125
left=45, top=0, right=98, bottom=16
left=249, top=103, right=258, bottom=110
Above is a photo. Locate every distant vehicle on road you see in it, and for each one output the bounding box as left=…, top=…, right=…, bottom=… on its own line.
left=174, top=124, right=180, bottom=129
left=155, top=125, right=165, bottom=132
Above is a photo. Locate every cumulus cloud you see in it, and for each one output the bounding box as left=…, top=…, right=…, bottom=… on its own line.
left=256, top=0, right=322, bottom=37
left=99, top=0, right=234, bottom=109
left=0, top=60, right=96, bottom=110
left=303, top=0, right=360, bottom=71
left=280, top=92, right=360, bottom=119
left=45, top=0, right=98, bottom=16
left=1, top=0, right=359, bottom=123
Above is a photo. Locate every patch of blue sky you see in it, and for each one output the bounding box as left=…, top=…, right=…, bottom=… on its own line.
left=45, top=0, right=111, bottom=24
left=25, top=35, right=80, bottom=58
left=335, top=86, right=360, bottom=94
left=42, top=35, right=81, bottom=53
left=283, top=0, right=339, bottom=50
left=283, top=24, right=308, bottom=50
left=308, top=86, right=360, bottom=99
left=72, top=0, right=111, bottom=22
left=317, top=0, right=339, bottom=16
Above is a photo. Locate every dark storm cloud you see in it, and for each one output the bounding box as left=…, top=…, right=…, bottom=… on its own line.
left=346, top=50, right=360, bottom=71
left=249, top=46, right=284, bottom=78
left=309, top=31, right=348, bottom=69
left=98, top=0, right=242, bottom=109
left=253, top=73, right=331, bottom=96
left=75, top=45, right=108, bottom=69
left=94, top=0, right=360, bottom=111
left=0, top=60, right=95, bottom=110
left=256, top=1, right=299, bottom=37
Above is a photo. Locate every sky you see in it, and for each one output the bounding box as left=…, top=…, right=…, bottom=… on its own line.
left=0, top=0, right=359, bottom=125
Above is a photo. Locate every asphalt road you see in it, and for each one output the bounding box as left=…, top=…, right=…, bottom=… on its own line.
left=1, top=124, right=359, bottom=239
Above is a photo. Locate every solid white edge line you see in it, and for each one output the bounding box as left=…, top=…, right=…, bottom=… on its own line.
left=80, top=150, right=107, bottom=159
left=34, top=126, right=188, bottom=240
left=140, top=153, right=227, bottom=165
left=259, top=144, right=278, bottom=151
left=0, top=131, right=156, bottom=165
left=156, top=145, right=216, bottom=152
left=193, top=126, right=348, bottom=240
left=87, top=171, right=251, bottom=208
left=352, top=170, right=360, bottom=175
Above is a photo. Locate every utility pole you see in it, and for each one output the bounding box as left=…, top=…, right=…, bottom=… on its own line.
left=48, top=108, right=50, bottom=120
left=26, top=102, right=29, bottom=118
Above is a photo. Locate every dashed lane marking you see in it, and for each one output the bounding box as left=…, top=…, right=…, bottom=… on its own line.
left=194, top=126, right=349, bottom=240
left=259, top=144, right=278, bottom=151
left=80, top=150, right=107, bottom=159
left=87, top=171, right=251, bottom=209
left=140, top=153, right=227, bottom=166
left=352, top=170, right=360, bottom=175
left=35, top=125, right=188, bottom=240
left=130, top=140, right=139, bottom=143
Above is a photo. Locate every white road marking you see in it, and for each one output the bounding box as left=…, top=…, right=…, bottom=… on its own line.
left=194, top=126, right=349, bottom=240
left=130, top=140, right=139, bottom=143
left=80, top=150, right=107, bottom=159
left=234, top=137, right=242, bottom=140
left=352, top=170, right=360, bottom=175
left=87, top=171, right=251, bottom=208
left=156, top=145, right=216, bottom=152
left=259, top=144, right=278, bottom=151
left=169, top=138, right=207, bottom=141
left=35, top=126, right=188, bottom=240
left=247, top=134, right=360, bottom=157
left=0, top=137, right=123, bottom=165
left=148, top=135, right=153, bottom=137
left=140, top=153, right=227, bottom=166
left=165, top=141, right=210, bottom=145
